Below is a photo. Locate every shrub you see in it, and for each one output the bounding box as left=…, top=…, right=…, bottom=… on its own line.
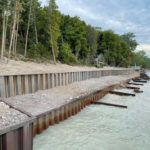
left=27, top=43, right=50, bottom=59
left=59, top=43, right=77, bottom=64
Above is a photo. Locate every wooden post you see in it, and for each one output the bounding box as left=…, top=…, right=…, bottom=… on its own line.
left=110, top=91, right=136, bottom=96
left=92, top=102, right=127, bottom=109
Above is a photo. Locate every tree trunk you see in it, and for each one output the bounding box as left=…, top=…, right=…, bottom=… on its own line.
left=12, top=32, right=15, bottom=54
left=33, top=6, right=38, bottom=44
left=3, top=15, right=9, bottom=58
left=8, top=4, right=17, bottom=61
left=50, top=27, right=56, bottom=64
left=1, top=12, right=6, bottom=59
left=24, top=0, right=33, bottom=57
left=34, top=21, right=38, bottom=44
left=14, top=14, right=19, bottom=56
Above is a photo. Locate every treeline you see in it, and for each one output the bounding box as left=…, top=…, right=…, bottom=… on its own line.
left=0, top=0, right=141, bottom=67
left=133, top=51, right=150, bottom=68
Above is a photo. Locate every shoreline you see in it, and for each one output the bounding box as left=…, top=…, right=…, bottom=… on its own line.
left=0, top=70, right=140, bottom=150
left=1, top=73, right=139, bottom=135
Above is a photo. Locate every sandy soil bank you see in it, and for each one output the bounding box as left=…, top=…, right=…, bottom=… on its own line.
left=0, top=59, right=126, bottom=76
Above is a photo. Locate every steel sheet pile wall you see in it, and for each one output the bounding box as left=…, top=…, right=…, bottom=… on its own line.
left=0, top=98, right=35, bottom=150
left=0, top=69, right=135, bottom=98
left=0, top=119, right=34, bottom=150
left=33, top=85, right=119, bottom=136
left=0, top=69, right=137, bottom=149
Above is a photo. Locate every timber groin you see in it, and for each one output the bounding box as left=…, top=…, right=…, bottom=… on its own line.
left=0, top=69, right=139, bottom=150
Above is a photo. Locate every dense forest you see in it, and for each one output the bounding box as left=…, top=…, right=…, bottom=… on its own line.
left=0, top=0, right=150, bottom=68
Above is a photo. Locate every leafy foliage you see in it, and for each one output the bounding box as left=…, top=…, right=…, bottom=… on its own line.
left=59, top=43, right=77, bottom=64
left=132, top=51, right=150, bottom=68
left=1, top=0, right=147, bottom=68
left=121, top=33, right=138, bottom=51
left=48, top=0, right=61, bottom=59
left=97, top=30, right=133, bottom=67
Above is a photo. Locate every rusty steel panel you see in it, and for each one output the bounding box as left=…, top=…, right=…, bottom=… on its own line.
left=0, top=121, right=34, bottom=150
left=21, top=123, right=33, bottom=150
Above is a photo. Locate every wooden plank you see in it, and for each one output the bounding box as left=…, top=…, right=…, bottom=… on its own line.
left=126, top=86, right=140, bottom=90
left=109, top=91, right=135, bottom=96
left=134, top=89, right=143, bottom=93
left=92, top=102, right=127, bottom=109
left=128, top=82, right=144, bottom=86
left=133, top=80, right=147, bottom=83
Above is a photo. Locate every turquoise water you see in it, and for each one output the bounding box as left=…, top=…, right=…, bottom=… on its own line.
left=34, top=73, right=150, bottom=150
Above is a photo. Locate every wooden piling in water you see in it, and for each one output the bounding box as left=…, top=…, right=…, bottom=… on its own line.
left=133, top=80, right=147, bottom=83
left=92, top=102, right=128, bottom=109
left=128, top=82, right=144, bottom=86
left=134, top=89, right=143, bottom=93
left=109, top=91, right=136, bottom=96
left=126, top=86, right=140, bottom=90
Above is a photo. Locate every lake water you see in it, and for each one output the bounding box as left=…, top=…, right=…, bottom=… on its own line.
left=34, top=72, right=150, bottom=150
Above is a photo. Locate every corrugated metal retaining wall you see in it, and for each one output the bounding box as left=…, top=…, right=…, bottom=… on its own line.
left=0, top=119, right=34, bottom=150
left=0, top=69, right=135, bottom=98
left=0, top=84, right=119, bottom=150
left=0, top=69, right=137, bottom=150
left=32, top=84, right=120, bottom=136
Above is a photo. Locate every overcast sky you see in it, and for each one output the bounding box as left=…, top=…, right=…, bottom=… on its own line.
left=40, top=0, right=150, bottom=57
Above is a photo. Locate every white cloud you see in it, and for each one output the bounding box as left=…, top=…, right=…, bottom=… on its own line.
left=40, top=0, right=150, bottom=45
left=136, top=44, right=150, bottom=51
left=136, top=44, right=150, bottom=57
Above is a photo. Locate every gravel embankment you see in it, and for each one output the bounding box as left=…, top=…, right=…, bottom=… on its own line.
left=0, top=102, right=29, bottom=131
left=4, top=73, right=139, bottom=116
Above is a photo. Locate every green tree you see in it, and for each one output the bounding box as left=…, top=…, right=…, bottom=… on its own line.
left=60, top=15, right=88, bottom=60
left=97, top=30, right=133, bottom=67
left=121, top=32, right=138, bottom=51
left=0, top=0, right=138, bottom=67
left=48, top=0, right=61, bottom=63
left=0, top=0, right=9, bottom=59
left=86, top=25, right=99, bottom=64
left=132, top=51, right=150, bottom=68
left=59, top=42, right=77, bottom=64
